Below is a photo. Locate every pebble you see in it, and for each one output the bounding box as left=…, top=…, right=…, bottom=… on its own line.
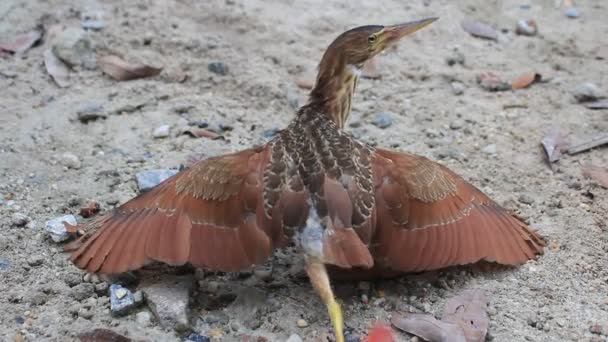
left=572, top=82, right=605, bottom=102
left=451, top=81, right=465, bottom=96
left=78, top=307, right=94, bottom=319
left=110, top=284, right=136, bottom=317
left=477, top=72, right=511, bottom=92
left=445, top=50, right=465, bottom=66
left=94, top=282, right=109, bottom=295
left=71, top=283, right=94, bottom=301
left=208, top=61, right=228, bottom=75
left=185, top=333, right=211, bottom=342
left=361, top=294, right=369, bottom=304
left=371, top=112, right=394, bottom=129
left=0, top=259, right=9, bottom=270
left=286, top=334, right=303, bottom=342
left=44, top=214, right=77, bottom=242
left=81, top=10, right=105, bottom=31
left=262, top=128, right=280, bottom=138
left=61, top=152, right=82, bottom=169
left=133, top=290, right=144, bottom=306
left=482, top=144, right=497, bottom=155
left=27, top=257, right=44, bottom=267
left=296, top=319, right=308, bottom=328
left=51, top=27, right=96, bottom=70
left=515, top=19, right=538, bottom=36
left=141, top=275, right=193, bottom=332
left=590, top=324, right=603, bottom=335
left=11, top=212, right=30, bottom=227
left=518, top=194, right=535, bottom=205
left=152, top=125, right=171, bottom=138
left=136, top=311, right=153, bottom=326
left=77, top=103, right=107, bottom=123
left=564, top=7, right=580, bottom=18
left=135, top=169, right=179, bottom=192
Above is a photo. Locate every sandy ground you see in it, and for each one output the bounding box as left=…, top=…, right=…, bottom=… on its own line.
left=1, top=0, right=608, bottom=341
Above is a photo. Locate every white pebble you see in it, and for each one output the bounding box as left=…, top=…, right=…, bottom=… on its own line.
left=152, top=125, right=171, bottom=138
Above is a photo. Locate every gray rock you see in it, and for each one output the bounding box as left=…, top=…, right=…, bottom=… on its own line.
left=81, top=10, right=105, bottom=31
left=286, top=334, right=303, bottom=342
left=518, top=194, right=535, bottom=205
left=71, top=283, right=94, bottom=301
left=451, top=81, right=465, bottom=96
left=133, top=290, right=144, bottom=306
left=27, top=257, right=44, bottom=267
left=51, top=27, right=96, bottom=70
left=445, top=50, right=465, bottom=66
left=208, top=62, right=228, bottom=75
left=45, top=214, right=77, bottom=242
left=136, top=311, right=153, bottom=326
left=573, top=82, right=605, bottom=102
left=152, top=125, right=171, bottom=139
left=0, top=259, right=9, bottom=270
left=94, top=282, right=109, bottom=295
left=110, top=284, right=136, bottom=317
left=371, top=112, right=394, bottom=129
left=11, top=212, right=29, bottom=227
left=61, top=152, right=82, bottom=169
left=136, top=169, right=179, bottom=192
left=140, top=275, right=193, bottom=332
left=77, top=103, right=107, bottom=123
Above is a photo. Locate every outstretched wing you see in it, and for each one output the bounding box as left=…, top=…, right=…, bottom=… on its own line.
left=68, top=146, right=293, bottom=274
left=371, top=148, right=545, bottom=272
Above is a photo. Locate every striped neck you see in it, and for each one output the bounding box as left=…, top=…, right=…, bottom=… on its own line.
left=306, top=58, right=360, bottom=129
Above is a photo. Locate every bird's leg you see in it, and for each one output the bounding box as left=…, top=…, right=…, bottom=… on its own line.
left=305, top=259, right=344, bottom=342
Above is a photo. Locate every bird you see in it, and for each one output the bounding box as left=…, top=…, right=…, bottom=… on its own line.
left=66, top=18, right=545, bottom=342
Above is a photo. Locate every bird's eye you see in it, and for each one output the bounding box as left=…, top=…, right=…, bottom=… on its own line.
left=368, top=35, right=377, bottom=43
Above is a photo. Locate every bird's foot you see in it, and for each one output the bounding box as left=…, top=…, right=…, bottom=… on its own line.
left=327, top=299, right=344, bottom=342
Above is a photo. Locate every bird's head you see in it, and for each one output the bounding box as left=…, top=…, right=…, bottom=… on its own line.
left=319, top=17, right=438, bottom=72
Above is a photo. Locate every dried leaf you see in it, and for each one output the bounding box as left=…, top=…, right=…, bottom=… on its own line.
left=43, top=49, right=70, bottom=87
left=442, top=290, right=489, bottom=342
left=461, top=19, right=498, bottom=41
left=567, top=133, right=608, bottom=155
left=582, top=166, right=608, bottom=188
left=79, top=329, right=131, bottom=342
left=98, top=55, right=162, bottom=81
left=541, top=127, right=569, bottom=163
left=0, top=30, right=42, bottom=54
left=80, top=200, right=100, bottom=218
left=584, top=99, right=608, bottom=110
left=362, top=57, right=381, bottom=79
left=391, top=313, right=466, bottom=342
left=511, top=72, right=542, bottom=89
left=295, top=77, right=314, bottom=90
left=364, top=322, right=394, bottom=342
left=182, top=128, right=223, bottom=140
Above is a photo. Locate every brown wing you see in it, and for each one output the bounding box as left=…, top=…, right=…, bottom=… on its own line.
left=370, top=148, right=545, bottom=272
left=67, top=146, right=295, bottom=274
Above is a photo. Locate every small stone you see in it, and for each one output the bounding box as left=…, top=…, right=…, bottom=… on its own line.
left=78, top=307, right=93, bottom=319
left=361, top=294, right=369, bottom=304
left=518, top=194, right=535, bottom=205
left=44, top=214, right=77, bottom=242
left=71, top=283, right=94, bottom=301
left=590, top=324, right=603, bottom=335
left=185, top=332, right=211, bottom=342
left=286, top=334, right=303, bottom=342
left=515, top=19, right=538, bottom=36
left=133, top=290, right=144, bottom=305
left=0, top=259, right=9, bottom=270
left=573, top=82, right=605, bottom=102
left=141, top=275, right=193, bottom=332
left=482, top=144, right=497, bottom=155
left=262, top=128, right=280, bottom=138
left=208, top=62, right=228, bottom=75
left=477, top=72, right=511, bottom=92
left=371, top=112, right=394, bottom=129
left=51, top=27, right=96, bottom=70
left=27, top=257, right=44, bottom=267
left=136, top=311, right=153, bottom=326
left=451, top=81, right=465, bottom=96
left=77, top=103, right=107, bottom=123
left=135, top=169, right=179, bottom=192
left=296, top=319, right=308, bottom=328
left=152, top=125, right=171, bottom=139
left=11, top=213, right=29, bottom=227
left=94, top=282, right=109, bottom=295
left=110, top=284, right=135, bottom=317
left=449, top=121, right=463, bottom=130
left=81, top=11, right=105, bottom=31
left=445, top=50, right=465, bottom=66
left=61, top=152, right=82, bottom=169
left=564, top=7, right=580, bottom=18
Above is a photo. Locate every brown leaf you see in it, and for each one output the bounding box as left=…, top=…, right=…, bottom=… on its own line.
left=511, top=72, right=542, bottom=90
left=391, top=313, right=466, bottom=342
left=182, top=128, right=223, bottom=140
left=0, top=31, right=42, bottom=54
left=541, top=127, right=569, bottom=163
left=442, top=290, right=489, bottom=342
left=584, top=99, right=608, bottom=110
left=461, top=19, right=498, bottom=41
left=98, top=55, right=162, bottom=81
left=582, top=166, right=608, bottom=188
left=80, top=200, right=101, bottom=218
left=43, top=49, right=70, bottom=87
left=361, top=57, right=381, bottom=79
left=79, top=329, right=131, bottom=342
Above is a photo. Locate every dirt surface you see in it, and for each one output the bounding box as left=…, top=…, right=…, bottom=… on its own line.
left=1, top=0, right=608, bottom=341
